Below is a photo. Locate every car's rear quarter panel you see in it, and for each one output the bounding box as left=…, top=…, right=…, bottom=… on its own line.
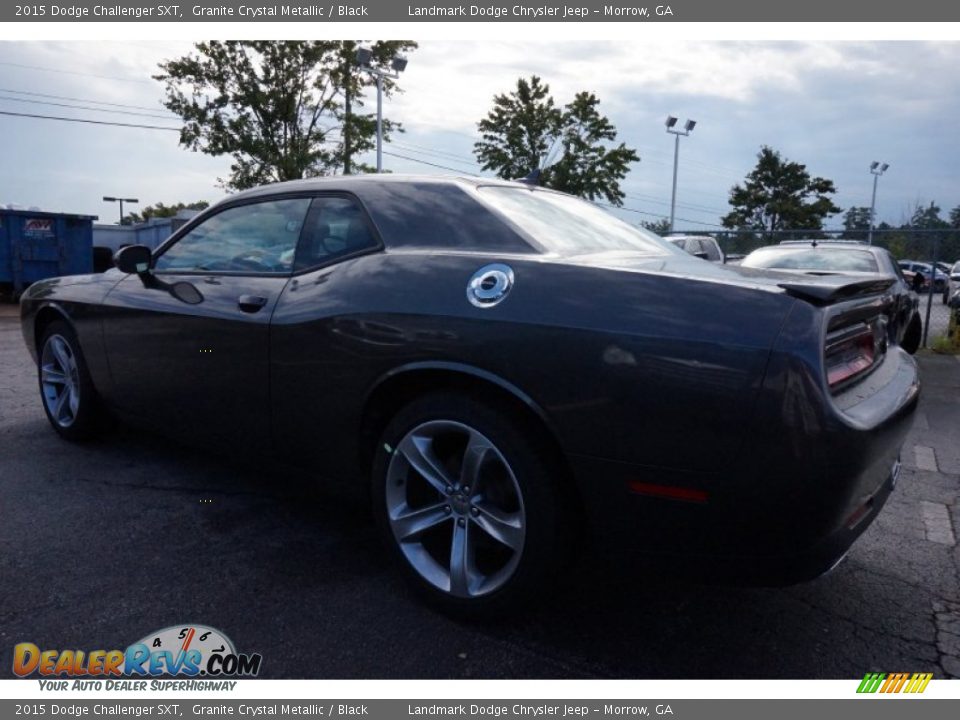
left=269, top=250, right=794, bottom=496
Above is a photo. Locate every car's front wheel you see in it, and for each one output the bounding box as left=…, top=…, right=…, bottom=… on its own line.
left=371, top=392, right=571, bottom=616
left=38, top=321, right=104, bottom=441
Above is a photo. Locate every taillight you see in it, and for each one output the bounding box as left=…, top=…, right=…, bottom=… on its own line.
left=825, top=321, right=884, bottom=392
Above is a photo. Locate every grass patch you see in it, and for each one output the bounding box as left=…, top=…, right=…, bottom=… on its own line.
left=930, top=309, right=960, bottom=354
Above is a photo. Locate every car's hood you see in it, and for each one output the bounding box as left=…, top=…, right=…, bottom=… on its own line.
left=556, top=250, right=895, bottom=305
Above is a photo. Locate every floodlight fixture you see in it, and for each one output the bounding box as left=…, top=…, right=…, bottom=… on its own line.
left=867, top=161, right=890, bottom=245
left=664, top=118, right=698, bottom=232
left=355, top=48, right=411, bottom=173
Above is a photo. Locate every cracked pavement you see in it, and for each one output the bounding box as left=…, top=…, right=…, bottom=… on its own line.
left=0, top=304, right=958, bottom=679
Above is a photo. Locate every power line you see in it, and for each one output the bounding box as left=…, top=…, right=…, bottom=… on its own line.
left=390, top=144, right=483, bottom=171
left=382, top=150, right=480, bottom=175
left=0, top=109, right=180, bottom=132
left=0, top=94, right=177, bottom=120
left=0, top=86, right=173, bottom=113
left=392, top=140, right=480, bottom=164
left=0, top=60, right=154, bottom=84
left=599, top=202, right=726, bottom=228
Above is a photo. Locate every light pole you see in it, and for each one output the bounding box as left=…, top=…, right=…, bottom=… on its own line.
left=867, top=161, right=889, bottom=246
left=665, top=116, right=696, bottom=233
left=356, top=47, right=408, bottom=173
left=102, top=196, right=139, bottom=225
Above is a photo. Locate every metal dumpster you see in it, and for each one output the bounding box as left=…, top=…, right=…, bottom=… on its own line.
left=0, top=209, right=97, bottom=299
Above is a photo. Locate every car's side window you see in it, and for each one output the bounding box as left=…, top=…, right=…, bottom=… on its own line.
left=154, top=198, right=312, bottom=275
left=703, top=239, right=722, bottom=262
left=293, top=196, right=379, bottom=272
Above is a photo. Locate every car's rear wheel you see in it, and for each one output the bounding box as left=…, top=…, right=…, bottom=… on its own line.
left=901, top=313, right=922, bottom=355
left=38, top=321, right=104, bottom=441
left=371, top=393, right=571, bottom=616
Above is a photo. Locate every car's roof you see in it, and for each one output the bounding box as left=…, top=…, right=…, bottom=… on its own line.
left=777, top=240, right=870, bottom=248
left=755, top=242, right=885, bottom=255
left=222, top=174, right=528, bottom=203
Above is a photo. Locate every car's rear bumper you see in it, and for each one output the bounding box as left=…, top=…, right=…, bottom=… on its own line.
left=567, top=347, right=919, bottom=585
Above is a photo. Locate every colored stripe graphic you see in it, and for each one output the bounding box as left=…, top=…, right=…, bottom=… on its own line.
left=857, top=672, right=932, bottom=693
left=857, top=672, right=885, bottom=693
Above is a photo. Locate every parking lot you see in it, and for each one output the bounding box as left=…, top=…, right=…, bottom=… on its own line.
left=1, top=302, right=958, bottom=680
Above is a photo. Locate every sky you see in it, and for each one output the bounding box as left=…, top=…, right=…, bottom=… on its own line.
left=0, top=40, right=958, bottom=231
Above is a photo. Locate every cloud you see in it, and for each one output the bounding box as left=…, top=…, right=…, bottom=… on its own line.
left=1, top=40, right=958, bottom=227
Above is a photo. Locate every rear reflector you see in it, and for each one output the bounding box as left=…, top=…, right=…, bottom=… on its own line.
left=627, top=481, right=708, bottom=504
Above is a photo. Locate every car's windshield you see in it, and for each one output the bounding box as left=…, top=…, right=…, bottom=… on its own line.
left=953, top=261, right=960, bottom=274
left=742, top=247, right=880, bottom=272
left=477, top=186, right=671, bottom=257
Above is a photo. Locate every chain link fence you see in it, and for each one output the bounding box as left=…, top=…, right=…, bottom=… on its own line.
left=671, top=228, right=960, bottom=349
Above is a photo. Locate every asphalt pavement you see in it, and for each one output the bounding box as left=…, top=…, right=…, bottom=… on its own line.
left=1, top=303, right=958, bottom=679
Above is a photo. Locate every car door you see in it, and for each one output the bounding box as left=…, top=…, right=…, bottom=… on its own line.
left=268, top=194, right=384, bottom=477
left=102, top=196, right=313, bottom=451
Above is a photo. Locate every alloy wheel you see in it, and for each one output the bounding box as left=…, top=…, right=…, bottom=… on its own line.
left=40, top=334, right=81, bottom=428
left=385, top=420, right=526, bottom=598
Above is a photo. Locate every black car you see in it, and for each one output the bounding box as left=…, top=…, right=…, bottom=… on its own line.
left=742, top=241, right=923, bottom=354
left=20, top=177, right=919, bottom=614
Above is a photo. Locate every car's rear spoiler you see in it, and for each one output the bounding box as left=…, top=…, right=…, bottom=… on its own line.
left=777, top=276, right=895, bottom=305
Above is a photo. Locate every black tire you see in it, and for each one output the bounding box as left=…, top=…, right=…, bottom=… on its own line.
left=37, top=320, right=105, bottom=441
left=371, top=392, right=573, bottom=617
left=901, top=314, right=922, bottom=355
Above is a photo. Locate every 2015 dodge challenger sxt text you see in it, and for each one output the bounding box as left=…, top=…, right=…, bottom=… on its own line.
left=20, top=176, right=919, bottom=614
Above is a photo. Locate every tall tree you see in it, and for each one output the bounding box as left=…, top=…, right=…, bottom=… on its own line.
left=155, top=40, right=416, bottom=190
left=474, top=76, right=639, bottom=206
left=722, top=146, right=841, bottom=240
left=127, top=201, right=209, bottom=224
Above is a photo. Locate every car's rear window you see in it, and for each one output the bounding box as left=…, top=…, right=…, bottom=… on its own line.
left=742, top=247, right=880, bottom=272
left=477, top=186, right=670, bottom=257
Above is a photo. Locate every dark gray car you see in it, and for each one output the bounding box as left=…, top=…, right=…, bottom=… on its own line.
left=19, top=177, right=919, bottom=615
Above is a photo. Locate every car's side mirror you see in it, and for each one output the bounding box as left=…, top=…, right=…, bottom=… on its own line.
left=114, top=245, right=153, bottom=275
left=693, top=251, right=709, bottom=260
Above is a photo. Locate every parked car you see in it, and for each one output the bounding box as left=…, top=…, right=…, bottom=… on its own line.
left=664, top=234, right=725, bottom=263
left=19, top=176, right=919, bottom=615
left=948, top=261, right=960, bottom=305
left=898, top=260, right=950, bottom=303
left=741, top=240, right=923, bottom=354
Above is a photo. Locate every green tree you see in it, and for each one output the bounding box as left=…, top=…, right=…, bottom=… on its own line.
left=722, top=146, right=841, bottom=241
left=474, top=76, right=639, bottom=206
left=127, top=201, right=210, bottom=224
left=155, top=40, right=416, bottom=190
left=950, top=205, right=960, bottom=228
left=909, top=201, right=948, bottom=229
left=641, top=218, right=672, bottom=235
left=841, top=206, right=872, bottom=240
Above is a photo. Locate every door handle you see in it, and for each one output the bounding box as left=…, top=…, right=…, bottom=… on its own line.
left=238, top=295, right=268, bottom=313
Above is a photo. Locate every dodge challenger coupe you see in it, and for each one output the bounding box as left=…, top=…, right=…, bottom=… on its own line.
left=20, top=176, right=919, bottom=614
